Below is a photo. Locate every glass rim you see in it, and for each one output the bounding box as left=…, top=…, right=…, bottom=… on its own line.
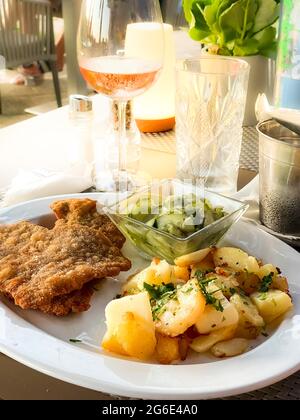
left=176, top=56, right=250, bottom=76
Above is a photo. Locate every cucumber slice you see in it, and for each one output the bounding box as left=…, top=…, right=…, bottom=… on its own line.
left=146, top=217, right=157, bottom=227
left=122, top=222, right=145, bottom=238
left=146, top=230, right=174, bottom=261
left=156, top=213, right=185, bottom=231
left=181, top=216, right=197, bottom=234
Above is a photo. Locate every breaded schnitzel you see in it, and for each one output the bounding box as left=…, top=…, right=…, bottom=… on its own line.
left=0, top=220, right=131, bottom=313
left=51, top=198, right=125, bottom=249
left=38, top=283, right=95, bottom=316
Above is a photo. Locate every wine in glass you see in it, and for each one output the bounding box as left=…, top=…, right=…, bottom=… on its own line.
left=77, top=0, right=164, bottom=191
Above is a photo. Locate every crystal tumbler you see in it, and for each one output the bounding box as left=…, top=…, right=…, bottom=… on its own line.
left=176, top=58, right=249, bottom=196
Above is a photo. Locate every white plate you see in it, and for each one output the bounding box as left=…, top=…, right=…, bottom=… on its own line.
left=0, top=193, right=300, bottom=400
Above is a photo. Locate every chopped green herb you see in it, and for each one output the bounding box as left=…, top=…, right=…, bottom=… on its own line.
left=195, top=271, right=224, bottom=313
left=144, top=282, right=175, bottom=300
left=144, top=282, right=177, bottom=321
left=259, top=273, right=273, bottom=293
left=69, top=339, right=82, bottom=343
left=237, top=287, right=247, bottom=297
left=259, top=292, right=268, bottom=301
left=182, top=287, right=194, bottom=294
left=229, top=288, right=237, bottom=296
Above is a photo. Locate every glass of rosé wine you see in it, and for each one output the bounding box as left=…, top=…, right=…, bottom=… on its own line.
left=77, top=0, right=164, bottom=191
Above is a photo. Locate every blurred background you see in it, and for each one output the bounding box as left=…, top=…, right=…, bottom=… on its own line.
left=0, top=0, right=186, bottom=129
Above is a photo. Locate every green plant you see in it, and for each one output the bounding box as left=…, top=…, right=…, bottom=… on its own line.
left=183, top=0, right=281, bottom=58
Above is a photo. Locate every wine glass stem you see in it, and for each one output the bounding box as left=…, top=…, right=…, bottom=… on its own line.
left=117, top=100, right=128, bottom=177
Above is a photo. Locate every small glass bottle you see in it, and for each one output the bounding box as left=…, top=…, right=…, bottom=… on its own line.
left=275, top=0, right=300, bottom=109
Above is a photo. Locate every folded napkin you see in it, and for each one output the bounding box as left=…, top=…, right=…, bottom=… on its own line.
left=0, top=163, right=93, bottom=208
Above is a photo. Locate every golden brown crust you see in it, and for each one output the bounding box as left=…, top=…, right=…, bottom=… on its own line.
left=0, top=220, right=131, bottom=312
left=51, top=198, right=125, bottom=249
left=38, top=283, right=95, bottom=316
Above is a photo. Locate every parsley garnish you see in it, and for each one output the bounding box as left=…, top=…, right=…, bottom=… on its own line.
left=144, top=282, right=177, bottom=320
left=144, top=282, right=175, bottom=300
left=69, top=339, right=82, bottom=343
left=195, top=271, right=224, bottom=313
left=259, top=273, right=273, bottom=293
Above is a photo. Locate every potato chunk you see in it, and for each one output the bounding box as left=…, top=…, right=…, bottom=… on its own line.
left=251, top=290, right=293, bottom=324
left=175, top=248, right=211, bottom=267
left=122, top=267, right=156, bottom=294
left=122, top=260, right=173, bottom=295
left=195, top=283, right=239, bottom=334
left=213, top=247, right=259, bottom=273
left=190, top=326, right=236, bottom=353
left=230, top=294, right=264, bottom=339
left=213, top=247, right=249, bottom=271
left=155, top=279, right=206, bottom=337
left=258, top=264, right=278, bottom=280
left=155, top=334, right=180, bottom=364
left=191, top=252, right=215, bottom=276
left=173, top=265, right=190, bottom=282
left=211, top=338, right=249, bottom=358
left=102, top=292, right=156, bottom=360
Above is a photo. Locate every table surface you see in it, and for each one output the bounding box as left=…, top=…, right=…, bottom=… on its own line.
left=0, top=100, right=299, bottom=400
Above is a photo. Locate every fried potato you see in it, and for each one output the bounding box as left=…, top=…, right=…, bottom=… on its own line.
left=213, top=247, right=249, bottom=271
left=122, top=260, right=173, bottom=295
left=211, top=338, right=249, bottom=358
left=195, top=283, right=239, bottom=334
left=257, top=264, right=278, bottom=280
left=190, top=326, right=236, bottom=353
left=155, top=279, right=206, bottom=337
left=122, top=267, right=156, bottom=294
left=173, top=265, right=190, bottom=282
left=251, top=290, right=293, bottom=324
left=191, top=252, right=215, bottom=276
left=102, top=292, right=156, bottom=360
left=155, top=334, right=180, bottom=364
left=213, top=248, right=259, bottom=273
left=272, top=276, right=289, bottom=294
left=230, top=294, right=264, bottom=339
left=235, top=271, right=261, bottom=295
left=174, top=248, right=211, bottom=267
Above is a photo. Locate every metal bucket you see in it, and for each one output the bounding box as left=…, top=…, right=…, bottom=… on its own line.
left=257, top=119, right=300, bottom=235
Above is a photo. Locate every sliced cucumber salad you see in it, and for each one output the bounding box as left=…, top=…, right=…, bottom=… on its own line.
left=127, top=194, right=226, bottom=239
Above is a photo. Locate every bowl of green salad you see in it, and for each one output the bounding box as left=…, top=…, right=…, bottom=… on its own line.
left=105, top=179, right=248, bottom=263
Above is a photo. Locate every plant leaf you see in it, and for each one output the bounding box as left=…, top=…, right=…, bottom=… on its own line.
left=187, top=1, right=211, bottom=41
left=183, top=0, right=197, bottom=23
left=233, top=38, right=259, bottom=56
left=252, top=0, right=280, bottom=34
left=253, top=26, right=276, bottom=49
left=219, top=0, right=258, bottom=43
left=183, top=0, right=212, bottom=23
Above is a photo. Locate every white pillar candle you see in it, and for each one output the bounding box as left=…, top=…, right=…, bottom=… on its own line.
left=125, top=23, right=176, bottom=132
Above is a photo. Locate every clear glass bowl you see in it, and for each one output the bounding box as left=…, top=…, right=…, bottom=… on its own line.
left=105, top=179, right=248, bottom=263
